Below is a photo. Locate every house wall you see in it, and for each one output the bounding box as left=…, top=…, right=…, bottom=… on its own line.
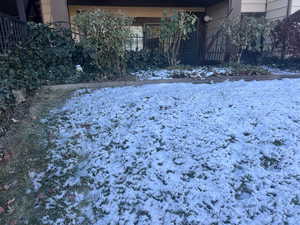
left=291, top=0, right=300, bottom=14
left=241, top=0, right=267, bottom=13
left=68, top=6, right=205, bottom=19
left=240, top=0, right=299, bottom=20
left=266, top=0, right=289, bottom=20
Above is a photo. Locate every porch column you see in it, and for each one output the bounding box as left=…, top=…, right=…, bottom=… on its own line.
left=229, top=0, right=241, bottom=18
left=51, top=0, right=70, bottom=26
left=40, top=0, right=70, bottom=27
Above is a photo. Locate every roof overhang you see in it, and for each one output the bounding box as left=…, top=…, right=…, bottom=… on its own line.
left=67, top=0, right=224, bottom=7
left=0, top=0, right=19, bottom=16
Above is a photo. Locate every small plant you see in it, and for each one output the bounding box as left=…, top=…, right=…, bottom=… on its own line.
left=223, top=16, right=273, bottom=63
left=73, top=10, right=133, bottom=77
left=160, top=10, right=198, bottom=66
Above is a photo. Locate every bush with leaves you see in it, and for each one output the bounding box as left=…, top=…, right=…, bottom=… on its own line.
left=223, top=16, right=273, bottom=63
left=229, top=63, right=271, bottom=76
left=160, top=10, right=198, bottom=66
left=126, top=49, right=168, bottom=71
left=0, top=22, right=96, bottom=134
left=270, top=10, right=300, bottom=58
left=0, top=22, right=94, bottom=93
left=259, top=56, right=300, bottom=71
left=73, top=10, right=133, bottom=78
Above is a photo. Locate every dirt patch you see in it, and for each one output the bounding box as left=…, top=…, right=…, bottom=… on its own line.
left=44, top=74, right=300, bottom=91
left=0, top=88, right=74, bottom=225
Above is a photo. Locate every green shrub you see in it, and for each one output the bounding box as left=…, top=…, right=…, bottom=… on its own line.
left=0, top=22, right=94, bottom=94
left=0, top=86, right=15, bottom=135
left=259, top=56, right=300, bottom=71
left=230, top=63, right=271, bottom=76
left=0, top=22, right=98, bottom=135
left=160, top=10, right=198, bottom=66
left=223, top=16, right=273, bottom=63
left=126, top=49, right=168, bottom=71
left=270, top=10, right=300, bottom=58
left=73, top=10, right=133, bottom=77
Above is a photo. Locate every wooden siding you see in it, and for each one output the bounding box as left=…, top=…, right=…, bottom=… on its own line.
left=291, top=0, right=300, bottom=14
left=241, top=0, right=267, bottom=12
left=240, top=0, right=298, bottom=20
left=266, top=0, right=289, bottom=20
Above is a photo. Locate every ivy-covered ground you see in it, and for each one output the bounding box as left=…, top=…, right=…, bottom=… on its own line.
left=31, top=79, right=300, bottom=225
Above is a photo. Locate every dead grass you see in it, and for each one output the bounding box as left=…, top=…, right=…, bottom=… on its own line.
left=0, top=88, right=74, bottom=225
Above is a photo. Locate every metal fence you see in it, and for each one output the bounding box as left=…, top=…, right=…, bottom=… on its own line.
left=126, top=35, right=161, bottom=52
left=205, top=29, right=226, bottom=62
left=0, top=13, right=27, bottom=53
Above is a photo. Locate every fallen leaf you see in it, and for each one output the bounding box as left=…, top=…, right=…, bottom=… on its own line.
left=6, top=198, right=15, bottom=206
left=37, top=193, right=46, bottom=200
left=3, top=153, right=11, bottom=161
left=0, top=184, right=9, bottom=191
left=9, top=220, right=17, bottom=225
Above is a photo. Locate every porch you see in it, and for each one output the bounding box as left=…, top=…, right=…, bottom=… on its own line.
left=67, top=0, right=232, bottom=64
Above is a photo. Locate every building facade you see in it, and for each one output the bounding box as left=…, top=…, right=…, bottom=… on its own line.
left=38, top=0, right=300, bottom=63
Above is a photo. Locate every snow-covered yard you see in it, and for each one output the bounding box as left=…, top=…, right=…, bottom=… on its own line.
left=34, top=79, right=300, bottom=225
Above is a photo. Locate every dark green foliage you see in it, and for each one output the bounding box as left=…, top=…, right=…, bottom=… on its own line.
left=160, top=10, right=198, bottom=66
left=259, top=56, right=300, bottom=71
left=229, top=63, right=270, bottom=76
left=126, top=49, right=168, bottom=71
left=0, top=23, right=99, bottom=134
left=0, top=86, right=15, bottom=135
left=270, top=10, right=300, bottom=58
left=0, top=23, right=91, bottom=92
left=73, top=10, right=133, bottom=77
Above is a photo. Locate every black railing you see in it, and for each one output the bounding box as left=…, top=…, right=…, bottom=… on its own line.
left=206, top=30, right=226, bottom=62
left=126, top=34, right=161, bottom=52
left=0, top=13, right=27, bottom=53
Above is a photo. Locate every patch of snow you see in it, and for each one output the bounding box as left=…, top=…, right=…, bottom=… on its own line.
left=29, top=171, right=45, bottom=192
left=76, top=65, right=83, bottom=72
left=262, top=66, right=300, bottom=75
left=35, top=79, right=300, bottom=225
left=132, top=67, right=231, bottom=80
